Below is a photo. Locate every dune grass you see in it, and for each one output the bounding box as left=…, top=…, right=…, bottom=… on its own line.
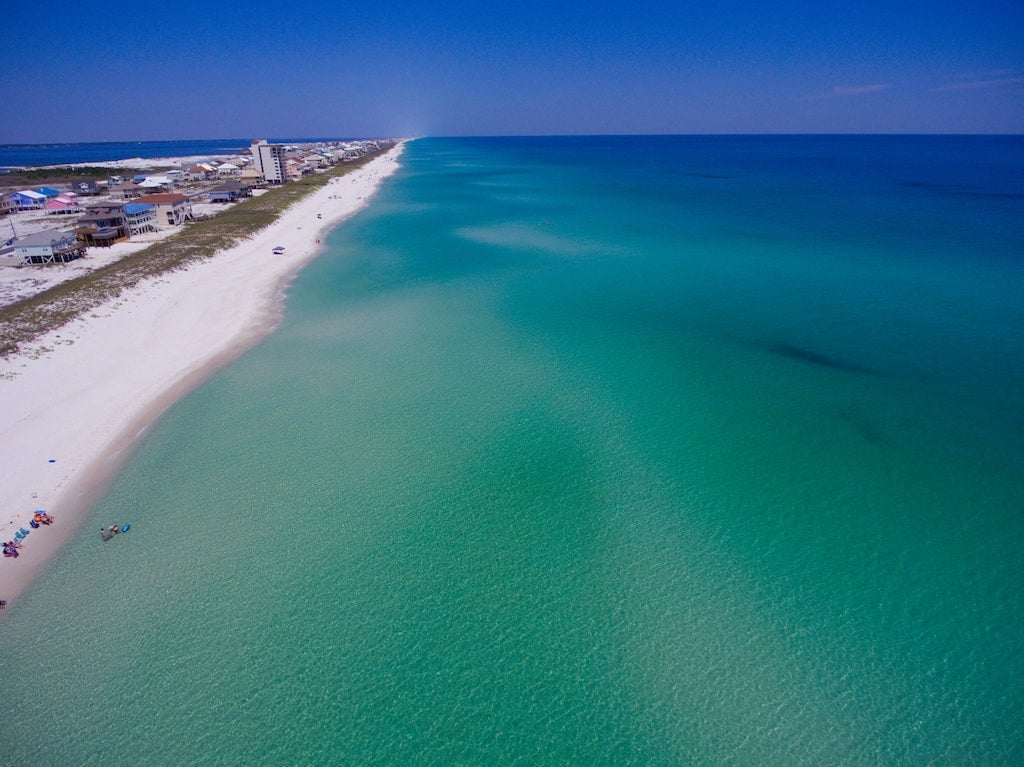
left=0, top=151, right=385, bottom=357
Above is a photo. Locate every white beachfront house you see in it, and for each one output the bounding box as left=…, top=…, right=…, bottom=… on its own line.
left=139, top=175, right=175, bottom=190
left=13, top=229, right=85, bottom=264
left=185, top=164, right=216, bottom=181
left=134, top=193, right=193, bottom=228
left=123, top=202, right=158, bottom=235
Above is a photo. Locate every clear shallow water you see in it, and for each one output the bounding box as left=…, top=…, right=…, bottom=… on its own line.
left=2, top=136, right=1023, bottom=765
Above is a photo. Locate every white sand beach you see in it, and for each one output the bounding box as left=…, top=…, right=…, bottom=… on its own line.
left=0, top=143, right=405, bottom=606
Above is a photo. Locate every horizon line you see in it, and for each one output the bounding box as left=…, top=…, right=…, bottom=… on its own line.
left=3, top=131, right=1023, bottom=147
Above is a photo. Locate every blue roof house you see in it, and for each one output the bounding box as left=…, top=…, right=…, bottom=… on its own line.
left=123, top=202, right=157, bottom=235
left=35, top=186, right=62, bottom=198
left=6, top=190, right=46, bottom=210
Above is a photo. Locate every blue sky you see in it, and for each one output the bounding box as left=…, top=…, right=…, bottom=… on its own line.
left=1, top=0, right=1021, bottom=140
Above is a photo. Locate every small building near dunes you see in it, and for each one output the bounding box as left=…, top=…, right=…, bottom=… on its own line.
left=186, top=163, right=217, bottom=181
left=135, top=193, right=193, bottom=228
left=77, top=205, right=129, bottom=246
left=14, top=229, right=85, bottom=264
left=123, top=202, right=158, bottom=235
left=109, top=181, right=145, bottom=201
left=207, top=180, right=251, bottom=203
left=140, top=175, right=175, bottom=190
left=72, top=179, right=102, bottom=196
left=6, top=190, right=47, bottom=211
left=45, top=193, right=82, bottom=216
left=239, top=167, right=266, bottom=188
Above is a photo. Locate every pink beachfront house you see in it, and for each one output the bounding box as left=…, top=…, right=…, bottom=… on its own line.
left=45, top=193, right=81, bottom=216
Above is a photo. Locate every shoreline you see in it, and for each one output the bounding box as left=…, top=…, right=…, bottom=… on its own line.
left=0, top=142, right=406, bottom=610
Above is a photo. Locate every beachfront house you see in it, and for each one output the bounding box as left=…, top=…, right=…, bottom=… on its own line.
left=135, top=193, right=192, bottom=228
left=207, top=181, right=251, bottom=203
left=45, top=193, right=82, bottom=216
left=72, top=179, right=101, bottom=196
left=140, top=175, right=175, bottom=190
left=123, top=202, right=158, bottom=235
left=216, top=163, right=241, bottom=178
left=285, top=159, right=305, bottom=181
left=109, top=181, right=145, bottom=201
left=6, top=190, right=47, bottom=211
left=77, top=205, right=128, bottom=246
left=186, top=164, right=217, bottom=181
left=238, top=167, right=266, bottom=188
left=35, top=186, right=62, bottom=199
left=13, top=229, right=85, bottom=264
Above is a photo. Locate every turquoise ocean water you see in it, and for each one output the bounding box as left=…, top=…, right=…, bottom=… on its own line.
left=2, top=136, right=1022, bottom=765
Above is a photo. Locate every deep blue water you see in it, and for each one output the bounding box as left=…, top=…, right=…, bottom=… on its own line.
left=0, top=137, right=364, bottom=168
left=1, top=135, right=1022, bottom=765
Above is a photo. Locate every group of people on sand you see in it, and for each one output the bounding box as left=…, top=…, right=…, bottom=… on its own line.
left=3, top=539, right=23, bottom=558
left=29, top=511, right=54, bottom=529
left=3, top=511, right=54, bottom=558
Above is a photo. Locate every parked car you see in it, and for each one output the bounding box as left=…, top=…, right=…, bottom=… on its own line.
left=272, top=246, right=285, bottom=254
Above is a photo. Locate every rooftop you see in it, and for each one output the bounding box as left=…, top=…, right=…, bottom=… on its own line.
left=135, top=193, right=188, bottom=204
left=14, top=229, right=76, bottom=247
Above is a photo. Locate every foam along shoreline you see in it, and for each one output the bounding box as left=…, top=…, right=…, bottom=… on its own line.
left=0, top=143, right=406, bottom=609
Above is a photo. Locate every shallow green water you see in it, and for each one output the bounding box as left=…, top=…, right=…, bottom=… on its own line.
left=2, top=137, right=1022, bottom=764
